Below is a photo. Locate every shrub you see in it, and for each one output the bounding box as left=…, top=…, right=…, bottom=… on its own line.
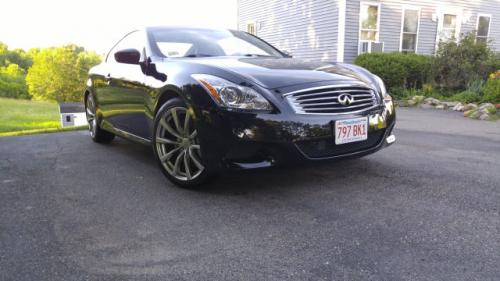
left=354, top=52, right=432, bottom=92
left=466, top=79, right=485, bottom=95
left=422, top=83, right=434, bottom=96
left=447, top=78, right=487, bottom=102
left=449, top=90, right=482, bottom=103
left=433, top=32, right=494, bottom=90
left=390, top=87, right=428, bottom=100
left=401, top=53, right=433, bottom=89
left=482, top=70, right=500, bottom=103
left=483, top=53, right=500, bottom=76
left=389, top=87, right=408, bottom=100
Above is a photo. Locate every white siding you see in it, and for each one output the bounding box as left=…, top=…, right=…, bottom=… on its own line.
left=238, top=0, right=500, bottom=63
left=344, top=0, right=500, bottom=62
left=237, top=0, right=339, bottom=60
left=344, top=0, right=361, bottom=63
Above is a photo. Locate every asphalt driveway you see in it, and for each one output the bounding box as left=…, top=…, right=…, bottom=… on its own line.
left=1, top=108, right=499, bottom=281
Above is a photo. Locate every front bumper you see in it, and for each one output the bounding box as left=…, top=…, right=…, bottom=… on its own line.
left=197, top=101, right=396, bottom=171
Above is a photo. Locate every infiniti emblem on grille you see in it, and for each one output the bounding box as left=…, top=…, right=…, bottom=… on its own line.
left=338, top=93, right=354, bottom=106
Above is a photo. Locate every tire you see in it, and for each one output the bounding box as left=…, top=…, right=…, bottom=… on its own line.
left=153, top=98, right=209, bottom=187
left=85, top=94, right=115, bottom=143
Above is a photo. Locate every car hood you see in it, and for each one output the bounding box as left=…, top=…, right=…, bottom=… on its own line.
left=183, top=57, right=374, bottom=89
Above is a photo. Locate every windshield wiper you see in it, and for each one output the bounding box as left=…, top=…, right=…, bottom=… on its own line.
left=242, top=54, right=275, bottom=57
left=183, top=54, right=214, bottom=58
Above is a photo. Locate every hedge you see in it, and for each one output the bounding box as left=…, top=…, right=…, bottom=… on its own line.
left=354, top=52, right=432, bottom=92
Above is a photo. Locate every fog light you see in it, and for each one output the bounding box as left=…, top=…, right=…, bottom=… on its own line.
left=386, top=134, right=396, bottom=144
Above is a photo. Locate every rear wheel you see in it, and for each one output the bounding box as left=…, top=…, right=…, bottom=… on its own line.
left=153, top=98, right=208, bottom=187
left=85, top=94, right=115, bottom=143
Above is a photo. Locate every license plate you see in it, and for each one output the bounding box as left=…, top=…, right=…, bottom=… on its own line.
left=335, top=117, right=368, bottom=145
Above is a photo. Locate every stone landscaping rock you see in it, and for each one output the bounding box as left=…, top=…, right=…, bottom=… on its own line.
left=463, top=103, right=478, bottom=111
left=462, top=103, right=497, bottom=121
left=424, top=97, right=441, bottom=106
left=469, top=111, right=480, bottom=119
left=452, top=102, right=465, bottom=111
left=479, top=113, right=495, bottom=121
left=418, top=103, right=434, bottom=109
left=442, top=101, right=459, bottom=108
left=412, top=95, right=425, bottom=104
left=478, top=103, right=496, bottom=114
left=464, top=109, right=474, bottom=117
left=401, top=96, right=497, bottom=121
left=405, top=95, right=428, bottom=107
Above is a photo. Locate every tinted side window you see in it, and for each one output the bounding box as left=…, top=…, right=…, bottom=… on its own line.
left=106, top=31, right=144, bottom=63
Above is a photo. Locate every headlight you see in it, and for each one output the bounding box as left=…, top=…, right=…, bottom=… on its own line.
left=373, top=75, right=392, bottom=102
left=192, top=74, right=272, bottom=111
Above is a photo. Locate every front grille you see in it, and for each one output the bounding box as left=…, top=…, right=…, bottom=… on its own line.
left=285, top=85, right=378, bottom=114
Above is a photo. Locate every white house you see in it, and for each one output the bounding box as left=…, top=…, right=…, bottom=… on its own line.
left=237, top=0, right=500, bottom=62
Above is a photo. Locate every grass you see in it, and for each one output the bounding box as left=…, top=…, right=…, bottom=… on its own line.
left=0, top=97, right=86, bottom=137
left=0, top=125, right=87, bottom=137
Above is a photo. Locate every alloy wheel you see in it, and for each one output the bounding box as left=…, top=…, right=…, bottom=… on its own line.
left=86, top=95, right=97, bottom=138
left=155, top=107, right=204, bottom=181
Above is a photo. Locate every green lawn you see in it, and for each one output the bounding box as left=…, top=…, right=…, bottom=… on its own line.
left=0, top=97, right=86, bottom=136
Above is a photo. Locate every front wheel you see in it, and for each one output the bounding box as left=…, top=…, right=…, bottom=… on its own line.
left=86, top=94, right=115, bottom=143
left=153, top=98, right=209, bottom=187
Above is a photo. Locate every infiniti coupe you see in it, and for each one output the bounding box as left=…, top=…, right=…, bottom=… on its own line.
left=84, top=27, right=396, bottom=187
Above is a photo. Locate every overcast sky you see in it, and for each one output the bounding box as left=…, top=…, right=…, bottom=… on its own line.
left=0, top=0, right=237, bottom=55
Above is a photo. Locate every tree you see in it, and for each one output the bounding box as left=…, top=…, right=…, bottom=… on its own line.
left=0, top=42, right=33, bottom=99
left=0, top=42, right=33, bottom=71
left=0, top=42, right=8, bottom=64
left=0, top=63, right=30, bottom=99
left=26, top=45, right=101, bottom=102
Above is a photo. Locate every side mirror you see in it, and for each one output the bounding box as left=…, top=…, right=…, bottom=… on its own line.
left=282, top=50, right=293, bottom=58
left=114, top=48, right=141, bottom=64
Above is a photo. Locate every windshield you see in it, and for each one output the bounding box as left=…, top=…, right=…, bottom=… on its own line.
left=149, top=28, right=284, bottom=58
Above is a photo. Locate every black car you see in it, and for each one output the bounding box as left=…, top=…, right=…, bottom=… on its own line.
left=84, top=26, right=396, bottom=187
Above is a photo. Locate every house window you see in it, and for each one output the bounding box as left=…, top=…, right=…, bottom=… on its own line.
left=359, top=2, right=380, bottom=41
left=247, top=22, right=256, bottom=35
left=438, top=13, right=458, bottom=42
left=401, top=8, right=420, bottom=53
left=476, top=14, right=491, bottom=43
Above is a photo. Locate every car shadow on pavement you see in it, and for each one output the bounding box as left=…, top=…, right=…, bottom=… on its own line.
left=197, top=159, right=371, bottom=196
left=105, top=138, right=380, bottom=197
